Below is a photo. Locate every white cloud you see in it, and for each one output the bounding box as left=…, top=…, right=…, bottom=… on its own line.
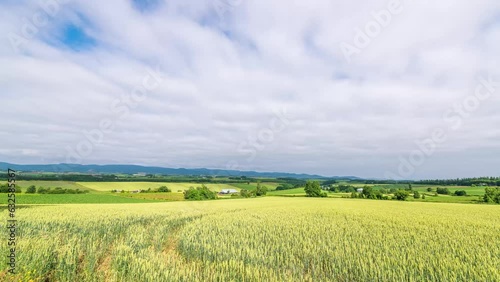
left=0, top=0, right=499, bottom=179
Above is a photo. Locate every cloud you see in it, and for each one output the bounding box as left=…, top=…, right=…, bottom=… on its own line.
left=0, top=0, right=499, bottom=179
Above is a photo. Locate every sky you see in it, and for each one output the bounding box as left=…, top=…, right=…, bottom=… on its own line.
left=0, top=0, right=499, bottom=179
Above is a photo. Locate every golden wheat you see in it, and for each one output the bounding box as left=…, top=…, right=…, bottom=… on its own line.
left=1, top=198, right=499, bottom=281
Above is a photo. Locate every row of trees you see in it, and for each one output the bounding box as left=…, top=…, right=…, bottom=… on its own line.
left=29, top=186, right=88, bottom=194
left=114, top=186, right=172, bottom=193
left=184, top=185, right=217, bottom=200
left=237, top=183, right=268, bottom=198
left=184, top=182, right=269, bottom=200
left=275, top=184, right=296, bottom=191
left=416, top=177, right=500, bottom=187
left=349, top=187, right=413, bottom=201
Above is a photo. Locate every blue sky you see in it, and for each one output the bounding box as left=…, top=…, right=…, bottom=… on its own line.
left=59, top=24, right=96, bottom=50
left=0, top=0, right=499, bottom=179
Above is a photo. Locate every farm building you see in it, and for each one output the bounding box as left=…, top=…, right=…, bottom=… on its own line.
left=219, top=189, right=238, bottom=194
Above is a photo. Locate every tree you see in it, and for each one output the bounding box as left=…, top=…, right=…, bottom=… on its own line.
left=413, top=191, right=420, bottom=199
left=37, top=187, right=49, bottom=194
left=0, top=184, right=10, bottom=193
left=427, top=187, right=433, bottom=192
left=453, top=190, right=467, bottom=196
left=240, top=189, right=254, bottom=198
left=394, top=190, right=409, bottom=201
left=184, top=185, right=217, bottom=200
left=26, top=185, right=36, bottom=194
left=275, top=184, right=293, bottom=191
left=255, top=182, right=268, bottom=196
left=436, top=187, right=450, bottom=195
left=483, top=187, right=500, bottom=204
left=304, top=181, right=326, bottom=197
left=157, top=186, right=171, bottom=192
left=362, top=186, right=375, bottom=199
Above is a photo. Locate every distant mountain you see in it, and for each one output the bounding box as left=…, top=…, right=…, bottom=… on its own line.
left=0, top=162, right=362, bottom=180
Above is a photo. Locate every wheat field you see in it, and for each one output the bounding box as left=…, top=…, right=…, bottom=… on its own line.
left=1, top=198, right=499, bottom=281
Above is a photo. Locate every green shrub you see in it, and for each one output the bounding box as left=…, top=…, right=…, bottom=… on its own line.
left=394, top=190, right=409, bottom=201
left=275, top=184, right=293, bottom=191
left=240, top=189, right=254, bottom=198
left=157, top=186, right=171, bottom=192
left=483, top=187, right=500, bottom=204
left=184, top=185, right=217, bottom=201
left=26, top=185, right=37, bottom=194
left=0, top=184, right=11, bottom=193
left=255, top=183, right=268, bottom=196
left=436, top=187, right=450, bottom=195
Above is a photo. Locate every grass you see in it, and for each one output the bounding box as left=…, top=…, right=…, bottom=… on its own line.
left=7, top=193, right=158, bottom=204
left=410, top=185, right=485, bottom=196
left=77, top=182, right=241, bottom=192
left=119, top=192, right=185, bottom=202
left=366, top=184, right=486, bottom=196
left=230, top=182, right=280, bottom=190
left=1, top=198, right=499, bottom=281
left=411, top=194, right=483, bottom=203
left=7, top=181, right=492, bottom=205
left=268, top=187, right=305, bottom=195
left=14, top=181, right=88, bottom=192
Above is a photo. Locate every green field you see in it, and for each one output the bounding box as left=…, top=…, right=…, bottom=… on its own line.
left=77, top=182, right=242, bottom=192
left=7, top=180, right=491, bottom=205
left=230, top=182, right=280, bottom=190
left=2, top=198, right=499, bottom=281
left=10, top=193, right=158, bottom=205
left=409, top=193, right=483, bottom=203
left=118, top=192, right=185, bottom=202
left=415, top=186, right=486, bottom=196
left=364, top=184, right=487, bottom=196
left=14, top=181, right=88, bottom=192
left=268, top=187, right=306, bottom=195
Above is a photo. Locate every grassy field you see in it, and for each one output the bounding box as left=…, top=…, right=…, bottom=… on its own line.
left=270, top=183, right=488, bottom=203
left=5, top=181, right=492, bottom=205
left=231, top=182, right=280, bottom=190
left=268, top=187, right=306, bottom=195
left=77, top=182, right=242, bottom=192
left=9, top=193, right=158, bottom=204
left=14, top=181, right=88, bottom=192
left=118, top=192, right=185, bottom=202
left=362, top=184, right=487, bottom=196
left=1, top=198, right=498, bottom=281
left=410, top=194, right=483, bottom=203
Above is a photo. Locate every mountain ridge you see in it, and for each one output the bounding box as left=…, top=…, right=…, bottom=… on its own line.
left=0, top=162, right=362, bottom=180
